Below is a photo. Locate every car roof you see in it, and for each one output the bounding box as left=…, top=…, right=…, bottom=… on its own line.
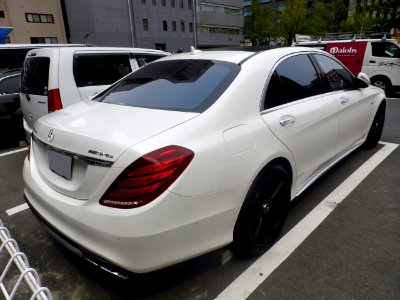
left=0, top=44, right=90, bottom=49
left=159, top=46, right=326, bottom=65
left=26, top=46, right=169, bottom=56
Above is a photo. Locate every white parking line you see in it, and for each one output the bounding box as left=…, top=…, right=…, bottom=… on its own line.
left=6, top=203, right=29, bottom=216
left=216, top=142, right=399, bottom=300
left=0, top=147, right=28, bottom=157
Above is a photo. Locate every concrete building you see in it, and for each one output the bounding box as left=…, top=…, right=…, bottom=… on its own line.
left=0, top=0, right=67, bottom=44
left=62, top=0, right=244, bottom=52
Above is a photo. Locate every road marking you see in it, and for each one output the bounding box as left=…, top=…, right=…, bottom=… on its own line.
left=6, top=203, right=29, bottom=216
left=0, top=147, right=28, bottom=157
left=216, top=142, right=399, bottom=300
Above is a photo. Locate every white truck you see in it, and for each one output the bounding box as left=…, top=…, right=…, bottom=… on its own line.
left=295, top=37, right=400, bottom=95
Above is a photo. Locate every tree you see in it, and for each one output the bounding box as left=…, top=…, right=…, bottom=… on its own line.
left=244, top=0, right=274, bottom=45
left=345, top=0, right=376, bottom=33
left=308, top=0, right=349, bottom=36
left=278, top=0, right=308, bottom=45
left=373, top=0, right=400, bottom=31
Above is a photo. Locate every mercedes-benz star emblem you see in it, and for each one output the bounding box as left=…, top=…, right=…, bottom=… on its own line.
left=47, top=129, right=55, bottom=142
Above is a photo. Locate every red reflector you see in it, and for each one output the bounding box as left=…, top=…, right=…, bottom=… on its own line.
left=48, top=89, right=63, bottom=112
left=100, top=146, right=194, bottom=209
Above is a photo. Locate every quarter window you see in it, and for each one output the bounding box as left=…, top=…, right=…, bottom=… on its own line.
left=313, top=54, right=354, bottom=91
left=264, top=54, right=324, bottom=109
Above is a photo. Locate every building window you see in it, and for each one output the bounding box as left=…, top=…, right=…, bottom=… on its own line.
left=141, top=0, right=146, bottom=3
left=198, top=3, right=242, bottom=15
left=180, top=0, right=184, bottom=8
left=172, top=21, right=177, bottom=31
left=26, top=13, right=54, bottom=23
left=189, top=22, right=193, bottom=32
left=171, top=0, right=175, bottom=7
left=155, top=43, right=166, bottom=51
left=181, top=21, right=185, bottom=32
left=30, top=37, right=58, bottom=44
left=163, top=20, right=168, bottom=31
left=0, top=10, right=5, bottom=18
left=188, top=0, right=192, bottom=9
left=162, top=0, right=166, bottom=5
left=152, top=0, right=156, bottom=5
left=197, top=25, right=242, bottom=35
left=143, top=19, right=149, bottom=31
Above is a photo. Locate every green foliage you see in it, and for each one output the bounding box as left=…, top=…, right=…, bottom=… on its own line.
left=307, top=0, right=349, bottom=36
left=244, top=0, right=275, bottom=45
left=277, top=0, right=308, bottom=45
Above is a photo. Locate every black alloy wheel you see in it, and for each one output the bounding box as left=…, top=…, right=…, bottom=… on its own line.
left=232, top=164, right=290, bottom=257
left=363, top=102, right=386, bottom=149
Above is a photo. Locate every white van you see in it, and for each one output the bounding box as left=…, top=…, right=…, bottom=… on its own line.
left=295, top=37, right=400, bottom=95
left=20, top=47, right=169, bottom=140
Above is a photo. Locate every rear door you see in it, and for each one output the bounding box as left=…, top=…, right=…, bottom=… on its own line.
left=261, top=54, right=339, bottom=191
left=20, top=56, right=51, bottom=135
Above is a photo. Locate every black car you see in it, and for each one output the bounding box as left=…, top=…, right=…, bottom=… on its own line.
left=0, top=68, right=24, bottom=144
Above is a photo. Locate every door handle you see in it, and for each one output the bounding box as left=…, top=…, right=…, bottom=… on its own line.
left=369, top=60, right=376, bottom=63
left=279, top=116, right=296, bottom=126
left=340, top=97, right=349, bottom=105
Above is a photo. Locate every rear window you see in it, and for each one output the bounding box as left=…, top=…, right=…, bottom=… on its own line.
left=21, top=57, right=50, bottom=96
left=73, top=53, right=132, bottom=87
left=94, top=59, right=240, bottom=113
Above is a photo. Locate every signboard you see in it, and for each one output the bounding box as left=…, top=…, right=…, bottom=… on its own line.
left=325, top=42, right=368, bottom=75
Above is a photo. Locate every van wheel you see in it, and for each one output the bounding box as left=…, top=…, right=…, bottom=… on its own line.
left=362, top=102, right=385, bottom=149
left=371, top=77, right=391, bottom=94
left=231, top=163, right=290, bottom=257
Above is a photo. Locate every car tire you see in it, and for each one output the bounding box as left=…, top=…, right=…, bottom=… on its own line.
left=362, top=102, right=386, bottom=150
left=371, top=77, right=392, bottom=95
left=231, top=163, right=290, bottom=257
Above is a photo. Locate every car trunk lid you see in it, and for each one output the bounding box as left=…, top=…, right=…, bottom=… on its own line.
left=31, top=101, right=198, bottom=200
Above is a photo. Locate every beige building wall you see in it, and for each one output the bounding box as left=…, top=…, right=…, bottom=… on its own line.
left=0, top=0, right=67, bottom=43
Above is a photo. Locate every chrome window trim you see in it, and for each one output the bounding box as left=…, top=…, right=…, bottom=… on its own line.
left=32, top=134, right=114, bottom=168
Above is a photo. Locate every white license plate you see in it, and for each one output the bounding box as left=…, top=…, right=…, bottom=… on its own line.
left=48, top=150, right=72, bottom=180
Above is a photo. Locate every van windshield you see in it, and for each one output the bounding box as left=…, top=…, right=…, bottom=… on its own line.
left=94, top=59, right=240, bottom=113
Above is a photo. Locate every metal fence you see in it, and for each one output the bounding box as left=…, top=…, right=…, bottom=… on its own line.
left=0, top=219, right=52, bottom=300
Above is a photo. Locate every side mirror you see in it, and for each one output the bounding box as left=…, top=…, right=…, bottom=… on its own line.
left=355, top=72, right=370, bottom=88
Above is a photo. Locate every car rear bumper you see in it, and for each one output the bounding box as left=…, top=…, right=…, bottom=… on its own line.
left=23, top=156, right=246, bottom=273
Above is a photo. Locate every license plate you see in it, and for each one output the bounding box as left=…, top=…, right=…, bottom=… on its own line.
left=48, top=150, right=72, bottom=180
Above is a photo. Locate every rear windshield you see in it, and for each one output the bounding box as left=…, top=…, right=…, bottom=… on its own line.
left=21, top=57, right=50, bottom=96
left=73, top=53, right=132, bottom=87
left=94, top=59, right=240, bottom=113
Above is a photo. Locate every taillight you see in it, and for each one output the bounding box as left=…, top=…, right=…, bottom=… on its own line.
left=48, top=89, right=62, bottom=112
left=100, top=146, right=194, bottom=209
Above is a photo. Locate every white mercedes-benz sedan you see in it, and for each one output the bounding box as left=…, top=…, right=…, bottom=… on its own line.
left=23, top=47, right=386, bottom=275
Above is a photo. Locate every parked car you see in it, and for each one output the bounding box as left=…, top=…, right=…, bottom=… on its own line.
left=20, top=47, right=169, bottom=140
left=295, top=37, right=400, bottom=95
left=23, top=46, right=386, bottom=276
left=0, top=69, right=24, bottom=142
left=0, top=44, right=86, bottom=143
